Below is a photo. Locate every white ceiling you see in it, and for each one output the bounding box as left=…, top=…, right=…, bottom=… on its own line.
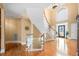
left=4, top=3, right=51, bottom=17
left=4, top=3, right=51, bottom=33
left=56, top=8, right=68, bottom=22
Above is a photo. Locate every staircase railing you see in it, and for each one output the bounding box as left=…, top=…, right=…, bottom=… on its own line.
left=43, top=10, right=57, bottom=40
left=43, top=10, right=56, bottom=32
left=26, top=33, right=45, bottom=55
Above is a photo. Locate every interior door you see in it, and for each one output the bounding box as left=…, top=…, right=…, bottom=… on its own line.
left=58, top=25, right=65, bottom=38
left=0, top=9, right=1, bottom=49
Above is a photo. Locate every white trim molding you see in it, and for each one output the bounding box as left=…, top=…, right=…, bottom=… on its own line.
left=5, top=41, right=26, bottom=45
left=26, top=48, right=43, bottom=52
left=5, top=41, right=22, bottom=44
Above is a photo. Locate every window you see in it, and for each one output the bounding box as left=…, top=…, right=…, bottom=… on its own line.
left=56, top=8, right=68, bottom=22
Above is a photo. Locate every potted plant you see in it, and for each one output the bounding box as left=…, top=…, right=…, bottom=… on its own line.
left=66, top=31, right=69, bottom=39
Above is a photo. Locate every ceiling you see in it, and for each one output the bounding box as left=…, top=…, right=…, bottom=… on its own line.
left=4, top=3, right=51, bottom=33
left=4, top=3, right=51, bottom=18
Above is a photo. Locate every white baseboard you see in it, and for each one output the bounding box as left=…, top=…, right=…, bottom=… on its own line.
left=5, top=41, right=21, bottom=44
left=26, top=48, right=43, bottom=52
left=0, top=48, right=5, bottom=53
left=5, top=41, right=26, bottom=46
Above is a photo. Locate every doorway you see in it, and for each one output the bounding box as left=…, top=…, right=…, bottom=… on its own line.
left=58, top=25, right=65, bottom=38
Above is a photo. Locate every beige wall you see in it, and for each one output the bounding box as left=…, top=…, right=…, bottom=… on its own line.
left=44, top=8, right=56, bottom=26
left=5, top=16, right=42, bottom=49
left=5, top=16, right=32, bottom=45
left=33, top=25, right=41, bottom=38
left=65, top=4, right=77, bottom=36
left=5, top=16, right=33, bottom=46
left=67, top=4, right=78, bottom=23
left=5, top=17, right=21, bottom=42
left=33, top=25, right=41, bottom=49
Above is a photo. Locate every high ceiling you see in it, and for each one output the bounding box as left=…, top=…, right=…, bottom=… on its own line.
left=4, top=3, right=51, bottom=18
left=4, top=3, right=51, bottom=33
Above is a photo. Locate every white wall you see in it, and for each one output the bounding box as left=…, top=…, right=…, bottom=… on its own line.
left=71, top=23, right=77, bottom=39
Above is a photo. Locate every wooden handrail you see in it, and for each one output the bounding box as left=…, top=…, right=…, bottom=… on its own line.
left=43, top=10, right=50, bottom=26
left=43, top=10, right=56, bottom=32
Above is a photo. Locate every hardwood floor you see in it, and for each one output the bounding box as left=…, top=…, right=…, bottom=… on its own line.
left=0, top=40, right=57, bottom=56
left=27, top=40, right=57, bottom=56
left=0, top=39, right=77, bottom=56
left=37, top=40, right=57, bottom=56
left=0, top=43, right=28, bottom=56
left=65, top=39, right=77, bottom=56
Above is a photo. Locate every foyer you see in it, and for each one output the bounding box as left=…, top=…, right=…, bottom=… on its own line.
left=0, top=3, right=78, bottom=56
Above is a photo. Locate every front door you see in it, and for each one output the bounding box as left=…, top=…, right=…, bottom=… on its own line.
left=58, top=25, right=65, bottom=38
